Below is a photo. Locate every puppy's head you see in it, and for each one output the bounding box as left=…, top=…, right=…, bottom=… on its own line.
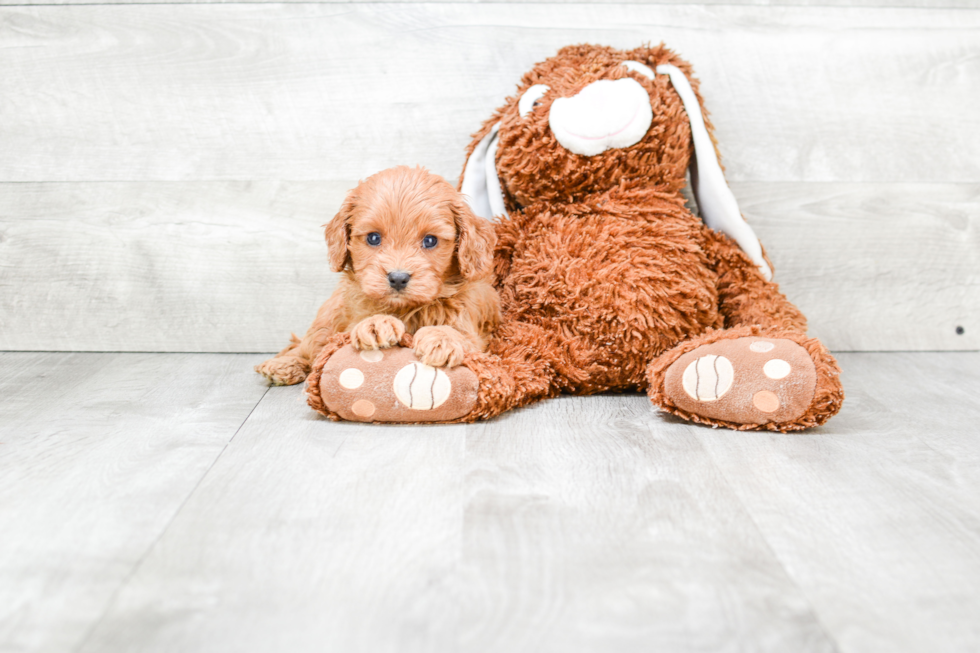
left=324, top=166, right=495, bottom=309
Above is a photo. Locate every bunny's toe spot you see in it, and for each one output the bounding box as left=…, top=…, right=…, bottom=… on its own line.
left=351, top=399, right=375, bottom=418
left=339, top=368, right=364, bottom=389
left=752, top=391, right=780, bottom=413
left=360, top=349, right=384, bottom=363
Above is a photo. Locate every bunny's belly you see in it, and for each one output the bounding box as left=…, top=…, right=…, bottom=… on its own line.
left=496, top=205, right=722, bottom=389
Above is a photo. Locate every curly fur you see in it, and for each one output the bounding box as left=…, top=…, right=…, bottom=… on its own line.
left=304, top=43, right=844, bottom=431
left=453, top=43, right=843, bottom=429
left=256, top=166, right=499, bottom=386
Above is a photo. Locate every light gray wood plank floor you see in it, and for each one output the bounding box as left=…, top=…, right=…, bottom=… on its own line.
left=4, top=0, right=973, bottom=8
left=2, top=352, right=978, bottom=652
left=0, top=353, right=269, bottom=653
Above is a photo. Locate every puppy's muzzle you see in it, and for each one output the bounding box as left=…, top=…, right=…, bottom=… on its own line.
left=387, top=270, right=411, bottom=291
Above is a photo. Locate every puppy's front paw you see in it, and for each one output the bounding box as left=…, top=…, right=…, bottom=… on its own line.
left=413, top=326, right=468, bottom=368
left=351, top=315, right=406, bottom=350
left=255, top=356, right=309, bottom=386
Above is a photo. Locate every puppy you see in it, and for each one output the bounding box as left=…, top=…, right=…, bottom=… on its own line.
left=255, top=166, right=499, bottom=386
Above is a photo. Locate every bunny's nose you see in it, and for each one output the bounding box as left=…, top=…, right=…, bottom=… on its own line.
left=387, top=270, right=411, bottom=291
left=549, top=78, right=653, bottom=157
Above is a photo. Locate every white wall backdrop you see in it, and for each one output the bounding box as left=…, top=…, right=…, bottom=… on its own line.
left=0, top=2, right=977, bottom=352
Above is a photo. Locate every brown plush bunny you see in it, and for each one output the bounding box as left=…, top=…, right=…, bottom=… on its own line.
left=307, top=43, right=844, bottom=431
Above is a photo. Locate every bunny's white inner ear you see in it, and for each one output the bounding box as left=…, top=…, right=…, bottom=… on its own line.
left=656, top=64, right=773, bottom=281
left=460, top=123, right=507, bottom=222
left=622, top=60, right=655, bottom=80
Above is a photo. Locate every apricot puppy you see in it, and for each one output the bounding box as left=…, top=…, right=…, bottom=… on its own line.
left=255, top=166, right=499, bottom=386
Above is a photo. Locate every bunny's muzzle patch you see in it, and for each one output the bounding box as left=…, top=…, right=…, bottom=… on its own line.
left=548, top=78, right=653, bottom=156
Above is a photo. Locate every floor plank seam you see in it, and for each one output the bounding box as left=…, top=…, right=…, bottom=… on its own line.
left=690, top=426, right=844, bottom=652
left=0, top=2, right=975, bottom=8
left=68, top=384, right=271, bottom=653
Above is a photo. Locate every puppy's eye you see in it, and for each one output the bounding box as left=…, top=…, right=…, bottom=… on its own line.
left=421, top=235, right=438, bottom=249
left=366, top=232, right=381, bottom=246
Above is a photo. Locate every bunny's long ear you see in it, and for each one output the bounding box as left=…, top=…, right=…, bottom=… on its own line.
left=656, top=64, right=773, bottom=281
left=460, top=123, right=508, bottom=222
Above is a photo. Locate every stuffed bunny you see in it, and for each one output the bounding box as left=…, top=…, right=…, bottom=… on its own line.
left=307, top=43, right=843, bottom=431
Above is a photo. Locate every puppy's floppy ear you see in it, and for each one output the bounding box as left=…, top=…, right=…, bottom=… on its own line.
left=323, top=193, right=356, bottom=272
left=451, top=196, right=496, bottom=280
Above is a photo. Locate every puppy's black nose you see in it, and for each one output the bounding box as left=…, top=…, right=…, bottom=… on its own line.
left=387, top=270, right=411, bottom=291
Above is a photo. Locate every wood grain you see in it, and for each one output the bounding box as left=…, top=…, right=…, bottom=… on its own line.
left=76, top=387, right=473, bottom=653
left=0, top=4, right=977, bottom=183
left=0, top=352, right=269, bottom=653
left=3, top=0, right=974, bottom=7
left=1, top=181, right=974, bottom=352
left=76, top=386, right=835, bottom=653
left=0, top=181, right=343, bottom=353
left=693, top=351, right=980, bottom=652
left=454, top=395, right=834, bottom=652
left=3, top=352, right=979, bottom=652
left=739, top=182, right=980, bottom=352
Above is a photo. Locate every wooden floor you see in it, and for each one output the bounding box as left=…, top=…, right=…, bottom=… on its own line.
left=1, top=351, right=978, bottom=653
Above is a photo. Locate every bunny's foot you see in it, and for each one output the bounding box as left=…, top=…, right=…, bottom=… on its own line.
left=307, top=337, right=479, bottom=423
left=647, top=326, right=843, bottom=432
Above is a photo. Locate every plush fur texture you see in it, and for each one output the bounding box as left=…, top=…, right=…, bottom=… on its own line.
left=452, top=43, right=842, bottom=429
left=256, top=166, right=499, bottom=385
left=306, top=43, right=843, bottom=431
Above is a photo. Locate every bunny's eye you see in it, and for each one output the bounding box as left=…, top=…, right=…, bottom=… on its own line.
left=621, top=60, right=656, bottom=80
left=519, top=84, right=550, bottom=118
left=422, top=235, right=438, bottom=249
left=366, top=232, right=381, bottom=246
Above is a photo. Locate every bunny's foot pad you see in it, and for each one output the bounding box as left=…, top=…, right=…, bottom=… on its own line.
left=662, top=336, right=817, bottom=426
left=317, top=345, right=478, bottom=423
